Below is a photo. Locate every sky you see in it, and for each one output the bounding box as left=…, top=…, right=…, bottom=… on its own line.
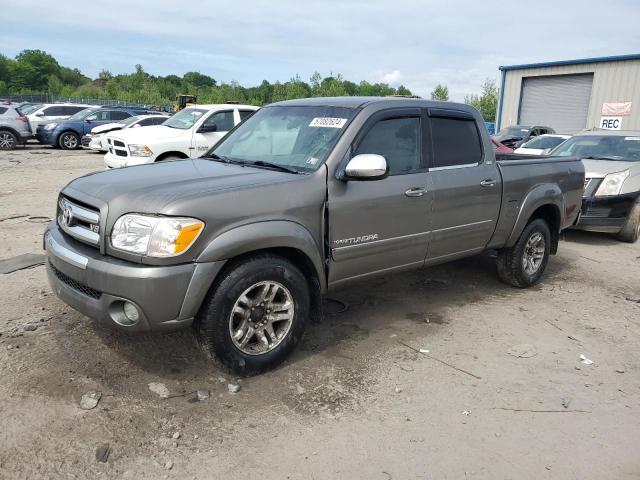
left=1, top=0, right=639, bottom=101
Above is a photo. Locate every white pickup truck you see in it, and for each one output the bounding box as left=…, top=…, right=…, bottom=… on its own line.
left=104, top=104, right=258, bottom=168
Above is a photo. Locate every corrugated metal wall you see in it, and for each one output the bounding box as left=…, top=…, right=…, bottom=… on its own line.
left=499, top=59, right=640, bottom=132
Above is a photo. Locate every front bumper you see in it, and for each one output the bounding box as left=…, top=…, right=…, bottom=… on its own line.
left=575, top=191, right=640, bottom=233
left=44, top=222, right=224, bottom=332
left=36, top=128, right=56, bottom=145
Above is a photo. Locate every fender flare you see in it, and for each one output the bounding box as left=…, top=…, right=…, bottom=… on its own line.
left=196, top=220, right=326, bottom=290
left=506, top=184, right=564, bottom=247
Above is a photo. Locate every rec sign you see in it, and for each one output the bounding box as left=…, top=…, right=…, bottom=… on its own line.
left=600, top=116, right=622, bottom=130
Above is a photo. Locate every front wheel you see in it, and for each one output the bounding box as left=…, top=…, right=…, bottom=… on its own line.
left=497, top=218, right=551, bottom=288
left=617, top=200, right=640, bottom=243
left=58, top=131, right=80, bottom=150
left=197, top=254, right=310, bottom=375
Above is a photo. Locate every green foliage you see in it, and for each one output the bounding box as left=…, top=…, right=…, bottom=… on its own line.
left=430, top=84, right=449, bottom=101
left=1, top=49, right=414, bottom=106
left=464, top=79, right=498, bottom=122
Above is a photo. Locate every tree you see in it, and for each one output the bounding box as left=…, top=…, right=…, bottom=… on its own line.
left=183, top=71, right=216, bottom=89
left=464, top=79, right=498, bottom=121
left=430, top=84, right=449, bottom=101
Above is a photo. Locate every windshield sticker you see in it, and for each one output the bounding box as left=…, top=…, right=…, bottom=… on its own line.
left=306, top=157, right=319, bottom=166
left=309, top=117, right=348, bottom=128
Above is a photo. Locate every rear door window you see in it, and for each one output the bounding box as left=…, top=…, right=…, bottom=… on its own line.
left=0, top=107, right=7, bottom=115
left=354, top=117, right=422, bottom=175
left=109, top=111, right=131, bottom=121
left=43, top=106, right=63, bottom=116
left=61, top=106, right=85, bottom=116
left=430, top=116, right=483, bottom=168
left=239, top=110, right=255, bottom=121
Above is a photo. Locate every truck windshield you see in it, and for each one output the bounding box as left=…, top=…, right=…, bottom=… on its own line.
left=210, top=105, right=356, bottom=172
left=551, top=135, right=640, bottom=161
left=164, top=108, right=207, bottom=129
left=497, top=126, right=529, bottom=139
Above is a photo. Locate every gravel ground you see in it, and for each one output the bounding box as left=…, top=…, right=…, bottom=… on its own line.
left=1, top=145, right=639, bottom=480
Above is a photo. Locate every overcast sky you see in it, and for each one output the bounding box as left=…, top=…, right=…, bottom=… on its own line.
left=1, top=0, right=639, bottom=100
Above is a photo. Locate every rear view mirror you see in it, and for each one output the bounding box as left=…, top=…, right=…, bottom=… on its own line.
left=344, top=154, right=388, bottom=180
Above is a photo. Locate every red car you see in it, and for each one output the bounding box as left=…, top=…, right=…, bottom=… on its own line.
left=491, top=136, right=513, bottom=153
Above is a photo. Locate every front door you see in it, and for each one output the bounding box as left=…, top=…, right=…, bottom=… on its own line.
left=328, top=109, right=431, bottom=285
left=191, top=109, right=236, bottom=158
left=426, top=110, right=502, bottom=263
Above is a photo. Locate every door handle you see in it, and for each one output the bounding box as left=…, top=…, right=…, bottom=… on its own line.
left=480, top=179, right=496, bottom=187
left=405, top=187, right=426, bottom=197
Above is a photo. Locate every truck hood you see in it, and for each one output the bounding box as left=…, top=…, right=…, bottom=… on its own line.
left=107, top=125, right=186, bottom=143
left=582, top=158, right=639, bottom=178
left=63, top=159, right=302, bottom=215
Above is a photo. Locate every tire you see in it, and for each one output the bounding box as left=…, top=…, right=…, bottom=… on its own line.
left=58, top=131, right=80, bottom=150
left=0, top=130, right=17, bottom=150
left=617, top=200, right=640, bottom=243
left=197, top=254, right=310, bottom=375
left=497, top=218, right=551, bottom=288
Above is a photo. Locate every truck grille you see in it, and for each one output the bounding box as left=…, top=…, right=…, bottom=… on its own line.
left=107, top=137, right=129, bottom=157
left=57, top=196, right=101, bottom=247
left=49, top=262, right=101, bottom=299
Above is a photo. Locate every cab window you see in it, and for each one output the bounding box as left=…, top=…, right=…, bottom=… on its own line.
left=354, top=117, right=421, bottom=175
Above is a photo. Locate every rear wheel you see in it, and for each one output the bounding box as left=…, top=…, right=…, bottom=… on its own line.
left=497, top=218, right=551, bottom=288
left=58, top=131, right=80, bottom=150
left=617, top=200, right=640, bottom=243
left=197, top=254, right=310, bottom=375
left=0, top=130, right=17, bottom=150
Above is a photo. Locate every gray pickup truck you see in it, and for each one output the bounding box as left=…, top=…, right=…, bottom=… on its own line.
left=45, top=97, right=584, bottom=374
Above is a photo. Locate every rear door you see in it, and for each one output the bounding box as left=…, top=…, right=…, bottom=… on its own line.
left=426, top=109, right=502, bottom=263
left=328, top=108, right=432, bottom=284
left=190, top=109, right=235, bottom=157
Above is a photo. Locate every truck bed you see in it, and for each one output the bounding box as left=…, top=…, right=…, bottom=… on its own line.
left=488, top=154, right=585, bottom=249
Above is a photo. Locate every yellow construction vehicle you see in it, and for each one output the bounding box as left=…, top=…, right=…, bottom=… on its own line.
left=175, top=94, right=197, bottom=112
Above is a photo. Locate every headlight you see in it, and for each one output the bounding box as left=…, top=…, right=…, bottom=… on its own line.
left=594, top=170, right=629, bottom=197
left=44, top=123, right=57, bottom=130
left=129, top=144, right=153, bottom=157
left=111, top=214, right=204, bottom=257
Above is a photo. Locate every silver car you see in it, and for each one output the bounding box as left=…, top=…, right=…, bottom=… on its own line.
left=0, top=105, right=32, bottom=150
left=551, top=130, right=640, bottom=242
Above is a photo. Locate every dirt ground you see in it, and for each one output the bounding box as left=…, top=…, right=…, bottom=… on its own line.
left=0, top=145, right=639, bottom=480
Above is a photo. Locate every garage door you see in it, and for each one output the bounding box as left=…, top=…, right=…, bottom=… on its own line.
left=519, top=73, right=593, bottom=134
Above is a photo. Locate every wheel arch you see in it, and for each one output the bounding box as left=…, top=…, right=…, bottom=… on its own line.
left=506, top=184, right=564, bottom=254
left=192, top=221, right=326, bottom=322
left=155, top=150, right=189, bottom=161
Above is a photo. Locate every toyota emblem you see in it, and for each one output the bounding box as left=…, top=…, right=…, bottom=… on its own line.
left=62, top=207, right=73, bottom=226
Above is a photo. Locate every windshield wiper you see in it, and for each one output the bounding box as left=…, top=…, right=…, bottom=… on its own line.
left=246, top=160, right=300, bottom=174
left=582, top=155, right=623, bottom=161
left=202, top=154, right=300, bottom=174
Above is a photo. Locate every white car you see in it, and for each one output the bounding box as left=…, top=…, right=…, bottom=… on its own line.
left=104, top=104, right=258, bottom=168
left=27, top=103, right=96, bottom=134
left=514, top=134, right=570, bottom=155
left=82, top=114, right=170, bottom=152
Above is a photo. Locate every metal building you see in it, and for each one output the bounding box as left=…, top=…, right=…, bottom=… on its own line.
left=496, top=54, right=640, bottom=134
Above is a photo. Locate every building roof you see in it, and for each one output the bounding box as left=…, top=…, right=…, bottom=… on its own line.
left=499, top=53, right=640, bottom=72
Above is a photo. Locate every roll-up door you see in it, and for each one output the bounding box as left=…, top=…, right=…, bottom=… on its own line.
left=519, top=73, right=593, bottom=134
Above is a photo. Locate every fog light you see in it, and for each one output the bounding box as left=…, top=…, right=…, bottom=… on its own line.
left=123, top=302, right=140, bottom=322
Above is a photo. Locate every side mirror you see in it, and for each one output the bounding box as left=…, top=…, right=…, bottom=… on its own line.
left=36, top=112, right=44, bottom=117
left=344, top=154, right=388, bottom=180
left=198, top=123, right=217, bottom=133
left=85, top=119, right=92, bottom=123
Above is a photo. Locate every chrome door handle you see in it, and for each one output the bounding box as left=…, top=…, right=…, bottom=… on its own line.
left=480, top=179, right=496, bottom=187
left=405, top=187, right=426, bottom=197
